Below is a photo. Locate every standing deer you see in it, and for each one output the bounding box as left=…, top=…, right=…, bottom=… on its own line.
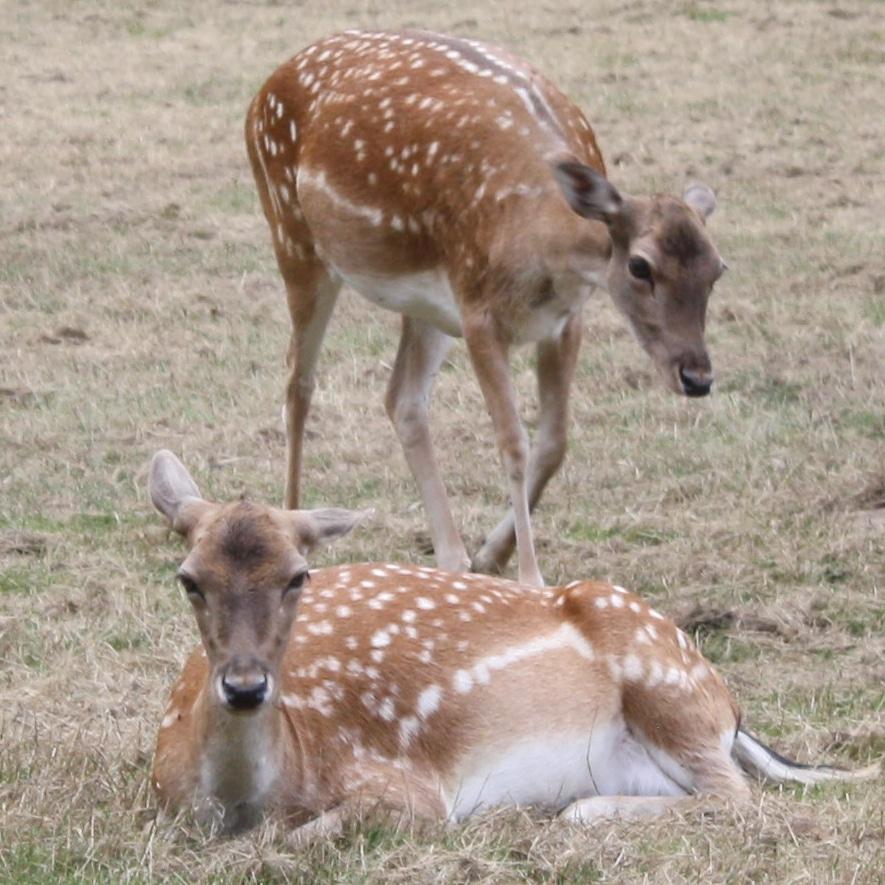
left=148, top=451, right=876, bottom=835
left=246, top=29, right=726, bottom=587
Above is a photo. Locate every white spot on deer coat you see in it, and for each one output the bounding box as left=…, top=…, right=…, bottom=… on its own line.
left=379, top=697, right=396, bottom=721
left=399, top=715, right=420, bottom=746
left=370, top=629, right=391, bottom=648
left=453, top=670, right=473, bottom=694
left=622, top=654, right=643, bottom=682
left=417, top=684, right=442, bottom=719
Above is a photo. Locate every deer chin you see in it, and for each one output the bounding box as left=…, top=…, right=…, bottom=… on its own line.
left=663, top=362, right=688, bottom=396
left=625, top=336, right=686, bottom=396
left=640, top=340, right=710, bottom=397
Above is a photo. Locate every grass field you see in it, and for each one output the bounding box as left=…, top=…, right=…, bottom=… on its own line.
left=1, top=0, right=883, bottom=881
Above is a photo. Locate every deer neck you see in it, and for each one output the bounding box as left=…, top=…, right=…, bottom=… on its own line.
left=530, top=200, right=613, bottom=295
left=194, top=686, right=288, bottom=829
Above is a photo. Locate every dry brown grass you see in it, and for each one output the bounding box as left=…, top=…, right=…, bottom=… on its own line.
left=1, top=0, right=883, bottom=881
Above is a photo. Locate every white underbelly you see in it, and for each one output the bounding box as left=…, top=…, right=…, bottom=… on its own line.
left=334, top=267, right=463, bottom=337
left=514, top=302, right=576, bottom=344
left=445, top=723, right=685, bottom=821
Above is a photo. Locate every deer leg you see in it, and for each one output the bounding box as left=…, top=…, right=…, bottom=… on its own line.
left=473, top=313, right=582, bottom=575
left=385, top=318, right=469, bottom=572
left=560, top=795, right=693, bottom=823
left=282, top=264, right=340, bottom=509
left=285, top=767, right=445, bottom=846
left=463, top=314, right=543, bottom=587
left=285, top=806, right=346, bottom=847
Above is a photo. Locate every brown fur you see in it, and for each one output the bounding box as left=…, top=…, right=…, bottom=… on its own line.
left=244, top=29, right=726, bottom=585
left=153, top=514, right=750, bottom=827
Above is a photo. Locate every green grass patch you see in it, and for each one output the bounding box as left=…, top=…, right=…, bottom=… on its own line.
left=0, top=512, right=134, bottom=537
left=567, top=521, right=676, bottom=546
left=207, top=180, right=260, bottom=215
left=839, top=408, right=885, bottom=439
left=864, top=293, right=885, bottom=326
left=700, top=633, right=763, bottom=665
left=682, top=5, right=731, bottom=23
left=0, top=563, right=57, bottom=596
left=0, top=841, right=130, bottom=885
left=768, top=685, right=884, bottom=731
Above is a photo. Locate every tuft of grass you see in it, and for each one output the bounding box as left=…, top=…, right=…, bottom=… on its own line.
left=567, top=521, right=676, bottom=547
left=681, top=4, right=731, bottom=23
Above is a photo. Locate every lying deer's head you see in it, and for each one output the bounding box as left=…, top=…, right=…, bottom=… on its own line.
left=149, top=451, right=366, bottom=714
left=554, top=161, right=726, bottom=397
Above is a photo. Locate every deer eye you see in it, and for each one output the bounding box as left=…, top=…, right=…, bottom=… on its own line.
left=627, top=256, right=653, bottom=282
left=284, top=569, right=310, bottom=596
left=178, top=572, right=204, bottom=602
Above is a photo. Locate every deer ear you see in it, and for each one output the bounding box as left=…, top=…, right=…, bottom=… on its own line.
left=552, top=160, right=624, bottom=223
left=148, top=450, right=209, bottom=536
left=683, top=181, right=717, bottom=222
left=289, top=508, right=373, bottom=553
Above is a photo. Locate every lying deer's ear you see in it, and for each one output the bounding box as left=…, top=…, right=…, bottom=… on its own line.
left=682, top=181, right=717, bottom=222
left=552, top=160, right=624, bottom=223
left=148, top=450, right=209, bottom=536
left=289, top=508, right=374, bottom=552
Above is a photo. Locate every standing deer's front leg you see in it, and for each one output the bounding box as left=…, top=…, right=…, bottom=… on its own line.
left=473, top=313, right=583, bottom=574
left=463, top=311, right=543, bottom=587
left=385, top=317, right=469, bottom=572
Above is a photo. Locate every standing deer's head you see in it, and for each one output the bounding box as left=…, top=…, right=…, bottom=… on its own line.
left=554, top=161, right=726, bottom=397
left=148, top=451, right=366, bottom=714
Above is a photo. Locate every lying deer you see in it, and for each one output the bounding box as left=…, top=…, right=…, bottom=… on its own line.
left=148, top=451, right=876, bottom=835
left=246, top=29, right=727, bottom=587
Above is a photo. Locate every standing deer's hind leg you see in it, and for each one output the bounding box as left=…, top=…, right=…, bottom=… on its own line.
left=473, top=313, right=582, bottom=574
left=245, top=99, right=338, bottom=509
left=385, top=318, right=469, bottom=572
left=282, top=263, right=340, bottom=509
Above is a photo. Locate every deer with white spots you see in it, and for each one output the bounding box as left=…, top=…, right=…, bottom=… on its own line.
left=246, top=30, right=728, bottom=588
left=148, top=451, right=876, bottom=835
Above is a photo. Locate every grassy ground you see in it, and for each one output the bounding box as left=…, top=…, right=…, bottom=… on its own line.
left=1, top=0, right=882, bottom=881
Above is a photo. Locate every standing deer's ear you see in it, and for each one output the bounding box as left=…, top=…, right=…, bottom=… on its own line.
left=552, top=160, right=624, bottom=223
left=682, top=182, right=717, bottom=222
left=148, top=450, right=210, bottom=537
left=288, top=508, right=374, bottom=553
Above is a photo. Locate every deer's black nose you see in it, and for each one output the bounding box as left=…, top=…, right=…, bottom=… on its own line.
left=221, top=672, right=268, bottom=710
left=679, top=366, right=713, bottom=397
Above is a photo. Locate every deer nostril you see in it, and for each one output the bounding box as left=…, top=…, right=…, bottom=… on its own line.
left=679, top=367, right=713, bottom=398
left=221, top=673, right=269, bottom=710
